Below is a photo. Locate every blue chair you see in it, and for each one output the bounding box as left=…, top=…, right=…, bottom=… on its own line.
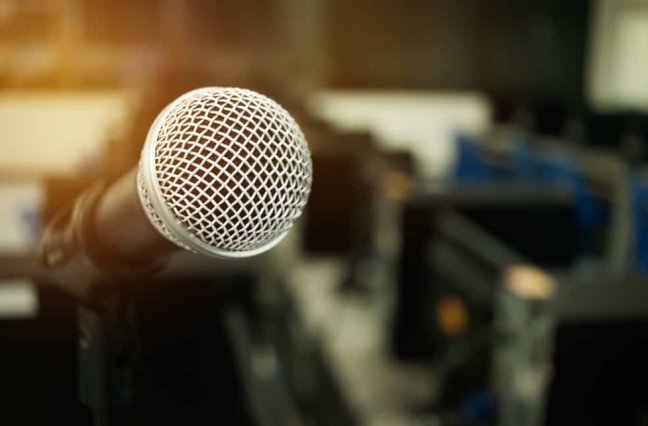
left=452, top=133, right=497, bottom=183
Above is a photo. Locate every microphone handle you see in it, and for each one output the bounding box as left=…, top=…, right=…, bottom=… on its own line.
left=93, top=168, right=175, bottom=264
left=40, top=171, right=174, bottom=303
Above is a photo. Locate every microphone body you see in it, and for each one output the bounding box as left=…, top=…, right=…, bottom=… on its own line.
left=39, top=175, right=171, bottom=302
left=39, top=87, right=312, bottom=303
left=36, top=87, right=313, bottom=426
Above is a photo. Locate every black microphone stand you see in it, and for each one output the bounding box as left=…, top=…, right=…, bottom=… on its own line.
left=78, top=291, right=142, bottom=426
left=41, top=184, right=164, bottom=426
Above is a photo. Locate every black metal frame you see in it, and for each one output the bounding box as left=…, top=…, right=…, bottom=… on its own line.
left=79, top=292, right=141, bottom=426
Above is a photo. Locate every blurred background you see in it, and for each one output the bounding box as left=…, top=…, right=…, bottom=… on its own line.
left=0, top=0, right=648, bottom=425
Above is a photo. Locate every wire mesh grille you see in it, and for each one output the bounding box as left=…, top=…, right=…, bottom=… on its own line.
left=141, top=88, right=312, bottom=254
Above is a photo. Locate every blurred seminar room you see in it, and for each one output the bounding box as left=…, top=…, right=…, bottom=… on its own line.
left=0, top=0, right=648, bottom=425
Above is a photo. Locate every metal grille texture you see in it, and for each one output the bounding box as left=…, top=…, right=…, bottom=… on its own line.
left=138, top=87, right=312, bottom=256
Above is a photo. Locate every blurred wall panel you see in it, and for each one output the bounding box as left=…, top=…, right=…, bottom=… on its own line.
left=83, top=0, right=164, bottom=43
left=475, top=0, right=590, bottom=105
left=326, top=0, right=590, bottom=106
left=0, top=91, right=136, bottom=178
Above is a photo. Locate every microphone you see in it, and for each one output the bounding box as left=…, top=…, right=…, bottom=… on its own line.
left=40, top=87, right=313, bottom=302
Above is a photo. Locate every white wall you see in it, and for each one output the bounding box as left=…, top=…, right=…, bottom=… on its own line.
left=588, top=0, right=648, bottom=111
left=307, top=91, right=491, bottom=176
left=0, top=90, right=137, bottom=178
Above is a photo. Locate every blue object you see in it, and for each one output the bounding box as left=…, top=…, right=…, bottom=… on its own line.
left=508, top=135, right=537, bottom=181
left=453, top=134, right=608, bottom=257
left=630, top=174, right=648, bottom=272
left=453, top=133, right=496, bottom=182
left=535, top=151, right=608, bottom=254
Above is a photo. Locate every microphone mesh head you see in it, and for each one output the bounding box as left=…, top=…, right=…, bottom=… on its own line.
left=137, top=87, right=312, bottom=258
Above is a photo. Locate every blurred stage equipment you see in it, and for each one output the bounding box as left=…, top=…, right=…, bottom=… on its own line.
left=303, top=129, right=378, bottom=256
left=37, top=87, right=312, bottom=425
